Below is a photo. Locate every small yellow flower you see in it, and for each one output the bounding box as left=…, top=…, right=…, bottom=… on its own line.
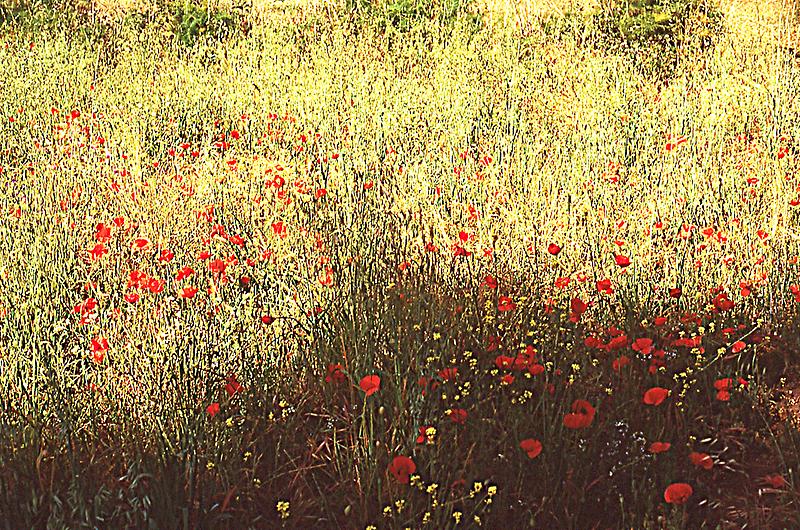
left=276, top=500, right=290, bottom=520
left=453, top=511, right=462, bottom=524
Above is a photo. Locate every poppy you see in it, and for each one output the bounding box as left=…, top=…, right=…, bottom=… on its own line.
left=179, top=287, right=198, bottom=299
left=95, top=223, right=111, bottom=242
left=570, top=297, right=588, bottom=315
left=643, top=387, right=669, bottom=406
left=761, top=474, right=788, bottom=488
left=438, top=367, right=458, bottom=381
left=416, top=425, right=436, bottom=444
left=498, top=296, right=516, bottom=312
left=176, top=266, right=195, bottom=281
left=225, top=375, right=244, bottom=396
left=325, top=363, right=347, bottom=384
left=612, top=355, right=630, bottom=372
left=519, top=438, right=543, bottom=459
left=548, top=243, right=561, bottom=255
left=124, top=292, right=139, bottom=304
left=632, top=338, right=654, bottom=355
left=359, top=375, right=381, bottom=396
left=563, top=399, right=595, bottom=429
left=131, top=238, right=151, bottom=251
left=528, top=363, right=545, bottom=376
left=388, top=456, right=416, bottom=484
left=206, top=403, right=220, bottom=418
left=615, top=254, right=631, bottom=267
left=648, top=441, right=671, bottom=454
left=448, top=408, right=467, bottom=424
left=664, top=483, right=693, bottom=505
left=689, top=452, right=713, bottom=470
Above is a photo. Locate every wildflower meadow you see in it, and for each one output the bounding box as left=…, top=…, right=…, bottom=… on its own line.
left=2, top=0, right=800, bottom=528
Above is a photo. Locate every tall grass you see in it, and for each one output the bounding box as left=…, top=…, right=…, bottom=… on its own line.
left=1, top=0, right=800, bottom=528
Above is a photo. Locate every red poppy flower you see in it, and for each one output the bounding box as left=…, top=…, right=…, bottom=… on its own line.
left=689, top=451, right=713, bottom=470
left=648, top=441, right=671, bottom=454
left=731, top=340, right=746, bottom=353
left=528, top=363, right=545, bottom=376
left=438, top=367, right=458, bottom=381
left=388, top=456, right=416, bottom=484
left=632, top=338, right=654, bottom=355
left=448, top=408, right=467, bottom=424
left=483, top=275, right=498, bottom=289
left=614, top=254, right=631, bottom=267
left=643, top=387, right=669, bottom=406
left=416, top=425, right=435, bottom=444
left=664, top=483, right=693, bottom=505
left=548, top=243, right=561, bottom=255
left=206, top=402, right=220, bottom=417
left=124, top=292, right=139, bottom=304
left=596, top=278, right=613, bottom=294
left=179, top=287, right=198, bottom=299
left=498, top=296, right=516, bottom=312
left=519, top=438, right=543, bottom=459
left=612, top=355, right=631, bottom=372
left=95, top=223, right=111, bottom=242
left=325, top=363, right=347, bottom=384
left=761, top=474, right=788, bottom=488
left=225, top=375, right=244, bottom=396
left=131, top=238, right=151, bottom=251
left=359, top=375, right=380, bottom=396
left=563, top=399, right=595, bottom=429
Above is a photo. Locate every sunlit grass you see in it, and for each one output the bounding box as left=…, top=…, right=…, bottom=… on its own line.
left=1, top=1, right=800, bottom=528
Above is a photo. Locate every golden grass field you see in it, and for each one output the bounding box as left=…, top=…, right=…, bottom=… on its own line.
left=2, top=0, right=800, bottom=528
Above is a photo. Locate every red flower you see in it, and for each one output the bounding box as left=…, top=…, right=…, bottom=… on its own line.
left=131, top=238, right=151, bottom=251
left=498, top=296, right=516, bottom=312
left=416, top=425, right=435, bottom=444
left=761, top=474, right=788, bottom=488
left=563, top=399, right=595, bottom=429
left=547, top=243, right=562, bottom=255
left=225, top=374, right=244, bottom=396
left=570, top=297, right=588, bottom=315
left=359, top=375, right=381, bottom=396
left=731, top=340, right=746, bottom=353
left=176, top=266, right=195, bottom=281
left=438, top=367, right=458, bottom=381
left=643, top=387, right=669, bottom=406
left=648, top=441, right=671, bottom=454
left=206, top=402, right=220, bottom=417
left=179, top=287, right=198, bottom=299
left=632, top=337, right=654, bottom=355
left=95, top=223, right=111, bottom=242
left=689, top=451, right=713, bottom=470
left=612, top=355, right=630, bottom=372
left=448, top=408, right=467, bottom=424
left=388, top=456, right=416, bottom=484
left=325, top=363, right=347, bottom=384
left=664, top=483, right=693, bottom=505
left=519, top=438, right=543, bottom=459
left=614, top=254, right=631, bottom=267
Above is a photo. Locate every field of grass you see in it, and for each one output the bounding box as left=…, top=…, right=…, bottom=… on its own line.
left=2, top=0, right=800, bottom=528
